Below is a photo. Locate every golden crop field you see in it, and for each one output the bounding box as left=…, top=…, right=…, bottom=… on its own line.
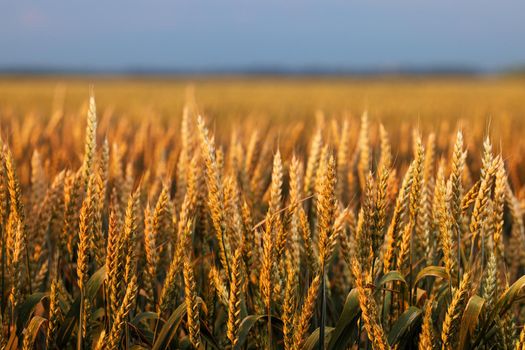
left=0, top=76, right=525, bottom=349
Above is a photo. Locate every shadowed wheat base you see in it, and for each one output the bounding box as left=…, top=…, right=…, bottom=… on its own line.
left=0, top=89, right=525, bottom=350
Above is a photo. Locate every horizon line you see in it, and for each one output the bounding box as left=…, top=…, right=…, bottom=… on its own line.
left=1, top=63, right=522, bottom=77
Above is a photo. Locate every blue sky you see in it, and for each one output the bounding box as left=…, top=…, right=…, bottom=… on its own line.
left=1, top=1, right=525, bottom=71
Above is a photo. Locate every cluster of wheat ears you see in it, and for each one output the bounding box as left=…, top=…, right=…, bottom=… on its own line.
left=0, top=93, right=524, bottom=350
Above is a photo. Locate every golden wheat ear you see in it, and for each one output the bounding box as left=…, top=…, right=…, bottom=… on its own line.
left=351, top=259, right=389, bottom=350
left=293, top=274, right=321, bottom=349
left=227, top=248, right=243, bottom=347
left=441, top=272, right=471, bottom=349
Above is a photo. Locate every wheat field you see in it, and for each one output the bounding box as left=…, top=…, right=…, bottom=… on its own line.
left=0, top=77, right=525, bottom=349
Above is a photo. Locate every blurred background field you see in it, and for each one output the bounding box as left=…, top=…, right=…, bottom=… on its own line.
left=1, top=75, right=525, bottom=129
